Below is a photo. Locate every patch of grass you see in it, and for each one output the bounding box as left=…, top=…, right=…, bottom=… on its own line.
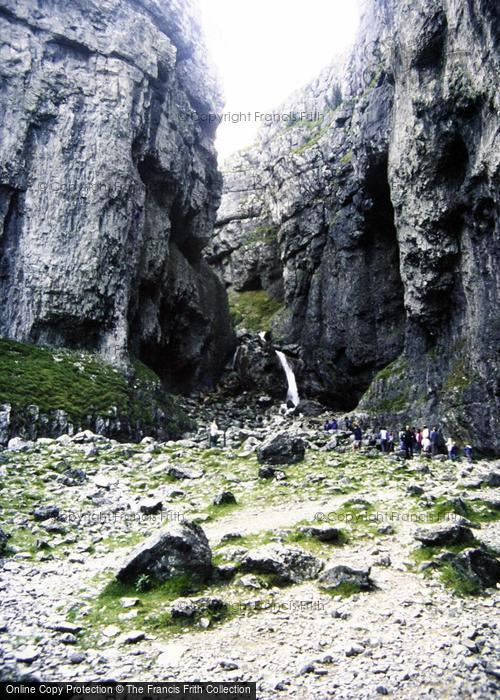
left=74, top=573, right=208, bottom=647
left=374, top=357, right=407, bottom=382
left=411, top=541, right=480, bottom=566
left=197, top=500, right=240, bottom=523
left=321, top=582, right=363, bottom=598
left=440, top=563, right=482, bottom=596
left=424, top=497, right=500, bottom=525
left=228, top=290, right=283, bottom=332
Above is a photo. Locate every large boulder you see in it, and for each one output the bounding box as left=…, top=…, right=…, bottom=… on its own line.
left=256, top=434, right=305, bottom=465
left=117, top=521, right=212, bottom=584
left=240, top=544, right=323, bottom=584
left=451, top=549, right=500, bottom=590
left=318, top=564, right=373, bottom=591
left=414, top=523, right=476, bottom=547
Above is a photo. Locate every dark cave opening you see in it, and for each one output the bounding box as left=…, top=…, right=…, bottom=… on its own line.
left=437, top=134, right=469, bottom=184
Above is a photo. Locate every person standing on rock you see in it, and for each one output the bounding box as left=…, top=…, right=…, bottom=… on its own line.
left=209, top=420, right=219, bottom=448
left=379, top=427, right=388, bottom=453
left=402, top=425, right=414, bottom=459
left=430, top=426, right=439, bottom=456
left=415, top=428, right=423, bottom=454
left=352, top=423, right=362, bottom=451
left=446, top=437, right=457, bottom=461
left=464, top=444, right=473, bottom=463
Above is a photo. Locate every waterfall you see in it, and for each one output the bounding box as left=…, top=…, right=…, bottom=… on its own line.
left=275, top=350, right=300, bottom=406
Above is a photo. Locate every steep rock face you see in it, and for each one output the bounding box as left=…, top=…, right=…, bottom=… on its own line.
left=206, top=0, right=499, bottom=451
left=0, top=0, right=233, bottom=391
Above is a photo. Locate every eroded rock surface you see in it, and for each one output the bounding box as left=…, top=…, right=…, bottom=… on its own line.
left=0, top=0, right=233, bottom=390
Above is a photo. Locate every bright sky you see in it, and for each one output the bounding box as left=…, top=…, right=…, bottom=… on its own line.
left=199, top=0, right=361, bottom=161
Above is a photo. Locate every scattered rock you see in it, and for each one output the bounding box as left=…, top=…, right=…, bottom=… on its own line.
left=7, top=437, right=35, bottom=452
left=213, top=491, right=237, bottom=506
left=298, top=525, right=343, bottom=543
left=451, top=548, right=500, bottom=590
left=345, top=643, right=365, bottom=657
left=16, top=647, right=39, bottom=663
left=170, top=597, right=227, bottom=621
left=32, top=505, right=60, bottom=522
left=483, top=471, right=500, bottom=487
left=258, top=465, right=285, bottom=479
left=414, top=523, right=476, bottom=547
left=318, top=564, right=373, bottom=591
left=0, top=527, right=11, bottom=554
left=123, top=630, right=146, bottom=644
left=93, top=475, right=113, bottom=490
left=139, top=498, right=163, bottom=515
left=167, top=465, right=204, bottom=480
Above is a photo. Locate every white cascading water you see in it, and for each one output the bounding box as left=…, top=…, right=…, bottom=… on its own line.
left=275, top=350, right=300, bottom=406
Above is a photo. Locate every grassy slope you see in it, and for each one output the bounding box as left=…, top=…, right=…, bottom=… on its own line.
left=0, top=337, right=191, bottom=437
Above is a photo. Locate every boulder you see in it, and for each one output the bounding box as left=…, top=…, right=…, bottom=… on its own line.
left=318, top=564, right=373, bottom=591
left=256, top=434, right=305, bottom=465
left=117, top=521, right=212, bottom=584
left=7, top=437, right=34, bottom=452
left=32, top=505, right=60, bottom=522
left=298, top=525, right=343, bottom=543
left=213, top=491, right=237, bottom=506
left=451, top=548, right=500, bottom=589
left=258, top=465, right=286, bottom=479
left=240, top=544, right=323, bottom=584
left=167, top=464, right=204, bottom=480
left=414, top=523, right=476, bottom=547
left=294, top=400, right=325, bottom=417
left=58, top=468, right=87, bottom=487
left=139, top=499, right=163, bottom=515
left=483, top=471, right=500, bottom=488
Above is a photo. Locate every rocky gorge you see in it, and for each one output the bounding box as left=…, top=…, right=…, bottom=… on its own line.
left=0, top=0, right=499, bottom=695
left=207, top=0, right=500, bottom=453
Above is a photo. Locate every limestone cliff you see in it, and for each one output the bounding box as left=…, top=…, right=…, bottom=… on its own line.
left=206, top=0, right=499, bottom=451
left=0, top=0, right=234, bottom=392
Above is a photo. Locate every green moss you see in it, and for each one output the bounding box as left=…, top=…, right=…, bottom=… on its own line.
left=245, top=225, right=278, bottom=245
left=443, top=358, right=474, bottom=392
left=340, top=151, right=353, bottom=166
left=374, top=357, right=407, bottom=382
left=0, top=337, right=191, bottom=437
left=369, top=393, right=409, bottom=412
left=228, top=290, right=283, bottom=332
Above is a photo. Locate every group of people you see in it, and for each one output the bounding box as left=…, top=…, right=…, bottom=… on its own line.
left=324, top=418, right=473, bottom=462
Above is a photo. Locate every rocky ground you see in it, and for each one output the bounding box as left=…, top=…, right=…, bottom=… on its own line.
left=0, top=401, right=499, bottom=699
